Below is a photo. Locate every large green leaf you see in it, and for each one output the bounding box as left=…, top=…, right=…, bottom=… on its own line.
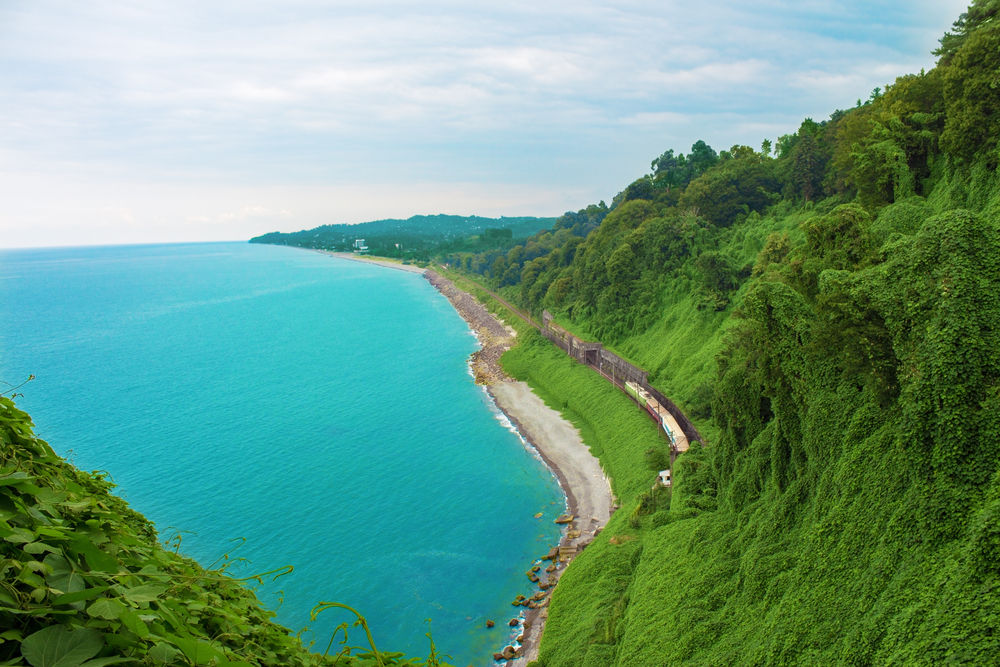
left=123, top=584, right=167, bottom=604
left=78, top=658, right=131, bottom=667
left=148, top=642, right=181, bottom=664
left=0, top=472, right=34, bottom=486
left=86, top=597, right=126, bottom=621
left=43, top=553, right=84, bottom=596
left=3, top=527, right=36, bottom=544
left=23, top=542, right=58, bottom=555
left=118, top=608, right=150, bottom=639
left=51, top=585, right=109, bottom=607
left=32, top=488, right=67, bottom=506
left=20, top=625, right=103, bottom=667
left=172, top=638, right=226, bottom=666
left=70, top=537, right=118, bottom=573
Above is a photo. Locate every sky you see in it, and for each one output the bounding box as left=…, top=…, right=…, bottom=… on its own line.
left=0, top=0, right=970, bottom=248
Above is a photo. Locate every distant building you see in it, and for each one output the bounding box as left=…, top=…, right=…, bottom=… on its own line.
left=352, top=239, right=368, bottom=253
left=658, top=469, right=672, bottom=487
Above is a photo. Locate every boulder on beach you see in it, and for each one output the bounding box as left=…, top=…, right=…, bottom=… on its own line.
left=554, top=514, right=574, bottom=524
left=502, top=645, right=516, bottom=660
left=509, top=618, right=519, bottom=627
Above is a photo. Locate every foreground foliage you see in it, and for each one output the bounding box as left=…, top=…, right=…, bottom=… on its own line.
left=0, top=397, right=449, bottom=666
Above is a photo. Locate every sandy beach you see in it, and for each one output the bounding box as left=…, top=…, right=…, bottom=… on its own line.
left=319, top=252, right=615, bottom=664
left=419, top=269, right=614, bottom=665
left=316, top=250, right=428, bottom=273
left=488, top=381, right=613, bottom=665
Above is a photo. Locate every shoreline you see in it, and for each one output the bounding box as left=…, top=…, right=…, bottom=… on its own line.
left=423, top=270, right=613, bottom=665
left=314, top=250, right=428, bottom=274
left=314, top=251, right=615, bottom=664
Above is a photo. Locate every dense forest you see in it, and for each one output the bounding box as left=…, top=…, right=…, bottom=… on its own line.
left=4, top=1, right=1000, bottom=665
left=466, top=2, right=1000, bottom=664
left=250, top=214, right=555, bottom=261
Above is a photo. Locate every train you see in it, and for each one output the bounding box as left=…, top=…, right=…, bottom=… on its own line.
left=624, top=381, right=677, bottom=447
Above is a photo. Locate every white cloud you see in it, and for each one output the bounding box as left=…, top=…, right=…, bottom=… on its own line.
left=638, top=60, right=771, bottom=91
left=0, top=0, right=972, bottom=247
left=618, top=111, right=693, bottom=127
left=186, top=206, right=294, bottom=226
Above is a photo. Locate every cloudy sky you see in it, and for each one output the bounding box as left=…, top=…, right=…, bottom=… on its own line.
left=0, top=0, right=968, bottom=248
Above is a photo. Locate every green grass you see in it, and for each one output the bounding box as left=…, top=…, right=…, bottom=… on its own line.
left=490, top=182, right=1000, bottom=666
left=500, top=330, right=665, bottom=502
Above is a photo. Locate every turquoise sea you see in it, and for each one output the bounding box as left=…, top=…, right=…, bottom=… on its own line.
left=0, top=242, right=564, bottom=665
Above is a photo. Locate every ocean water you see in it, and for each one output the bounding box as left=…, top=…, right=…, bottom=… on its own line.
left=0, top=242, right=564, bottom=665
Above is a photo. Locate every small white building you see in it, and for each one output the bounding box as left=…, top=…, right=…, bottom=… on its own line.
left=658, top=469, right=672, bottom=487
left=352, top=239, right=368, bottom=253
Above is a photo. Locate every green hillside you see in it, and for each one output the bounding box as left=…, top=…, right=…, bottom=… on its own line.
left=250, top=214, right=556, bottom=261
left=444, top=2, right=1000, bottom=663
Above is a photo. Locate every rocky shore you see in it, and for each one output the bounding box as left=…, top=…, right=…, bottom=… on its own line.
left=423, top=270, right=515, bottom=386
left=421, top=270, right=614, bottom=666
left=317, top=253, right=615, bottom=665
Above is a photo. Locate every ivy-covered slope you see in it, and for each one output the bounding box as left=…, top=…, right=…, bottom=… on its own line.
left=456, top=3, right=1000, bottom=664
left=510, top=175, right=1000, bottom=666
left=605, top=199, right=1000, bottom=665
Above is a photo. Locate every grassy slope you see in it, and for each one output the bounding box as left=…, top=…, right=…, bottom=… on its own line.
left=498, top=333, right=661, bottom=666
left=491, top=175, right=1000, bottom=665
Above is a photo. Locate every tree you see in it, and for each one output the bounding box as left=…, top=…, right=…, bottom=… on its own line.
left=650, top=141, right=719, bottom=194
left=850, top=122, right=914, bottom=208
left=935, top=0, right=1000, bottom=64
left=788, top=127, right=827, bottom=201
left=688, top=140, right=719, bottom=174
left=941, top=22, right=1000, bottom=162
left=679, top=153, right=780, bottom=226
left=615, top=177, right=655, bottom=206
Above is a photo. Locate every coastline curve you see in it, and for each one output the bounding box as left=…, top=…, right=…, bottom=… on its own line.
left=316, top=252, right=615, bottom=665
